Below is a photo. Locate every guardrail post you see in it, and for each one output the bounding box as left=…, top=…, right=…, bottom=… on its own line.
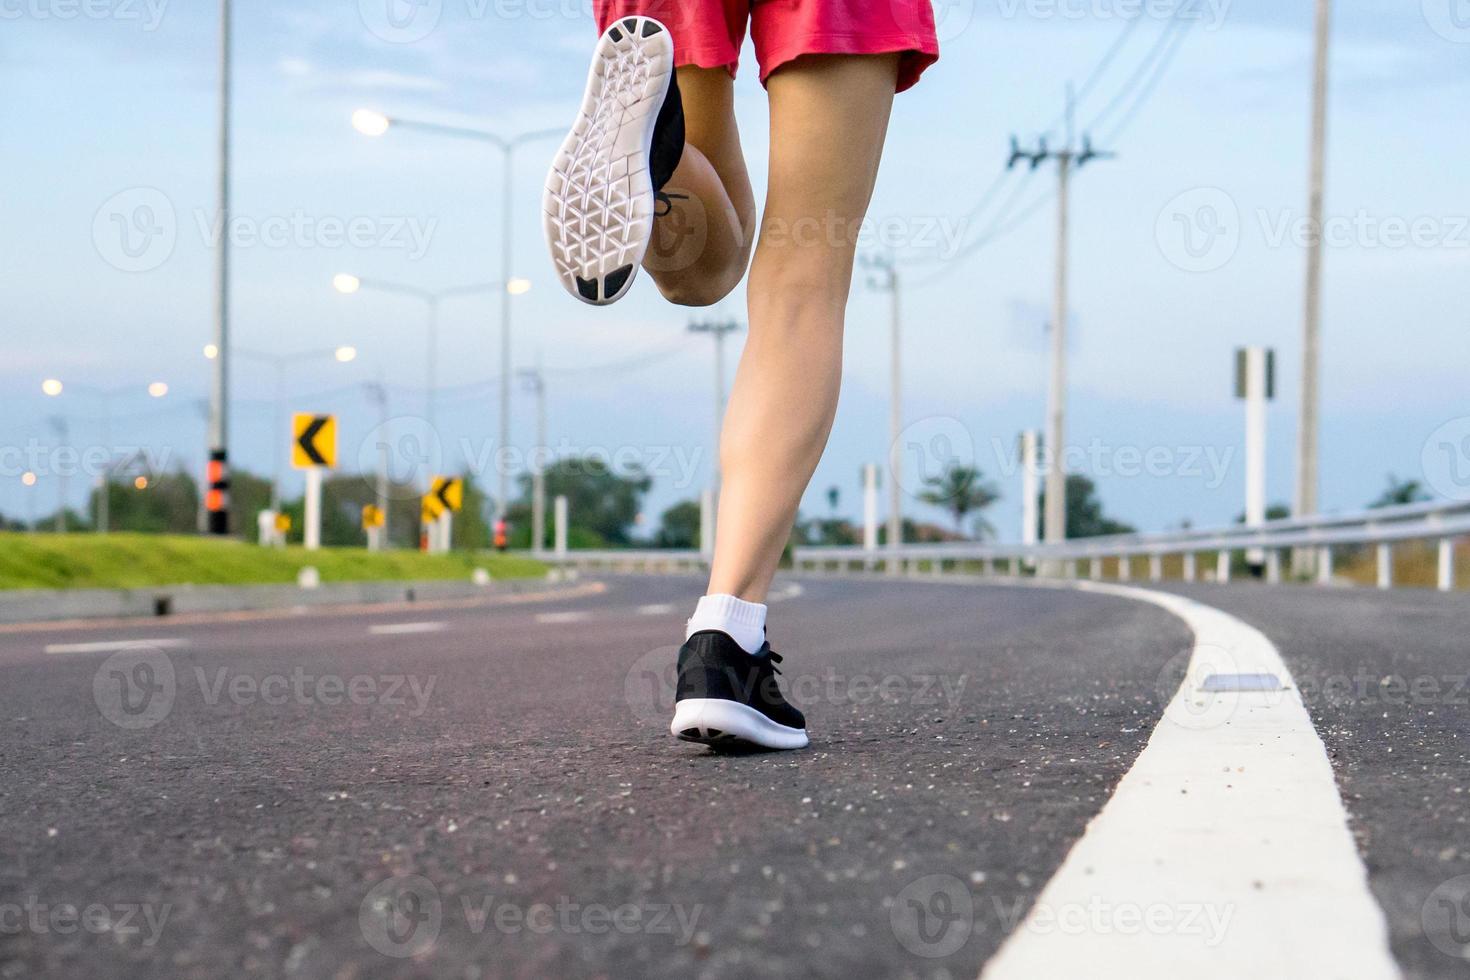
left=1063, top=559, right=1077, bottom=579
left=1217, top=550, right=1231, bottom=583
left=1439, top=539, right=1455, bottom=592
left=1183, top=552, right=1196, bottom=583
left=1266, top=550, right=1281, bottom=584
left=1148, top=555, right=1162, bottom=583
left=1316, top=546, right=1333, bottom=585
left=1089, top=557, right=1101, bottom=581
left=1117, top=556, right=1131, bottom=582
left=1376, top=543, right=1393, bottom=589
left=1009, top=557, right=1021, bottom=577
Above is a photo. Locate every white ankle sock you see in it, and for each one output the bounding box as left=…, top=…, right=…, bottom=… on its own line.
left=686, top=594, right=767, bottom=655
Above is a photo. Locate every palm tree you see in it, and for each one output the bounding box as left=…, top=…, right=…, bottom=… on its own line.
left=919, top=464, right=1000, bottom=538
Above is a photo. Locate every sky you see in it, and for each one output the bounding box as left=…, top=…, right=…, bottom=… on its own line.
left=1, top=0, right=1467, bottom=539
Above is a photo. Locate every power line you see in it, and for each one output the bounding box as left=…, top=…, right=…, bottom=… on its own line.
left=1098, top=11, right=1200, bottom=143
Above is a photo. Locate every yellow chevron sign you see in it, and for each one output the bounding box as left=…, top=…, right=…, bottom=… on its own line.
left=291, top=414, right=337, bottom=469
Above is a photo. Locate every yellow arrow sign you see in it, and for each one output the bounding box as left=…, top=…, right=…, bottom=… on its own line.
left=431, top=476, right=464, bottom=513
left=362, top=505, right=385, bottom=530
left=274, top=513, right=293, bottom=534
left=292, top=414, right=337, bottom=469
left=421, top=493, right=445, bottom=526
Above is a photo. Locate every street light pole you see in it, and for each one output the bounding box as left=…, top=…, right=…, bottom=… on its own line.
left=519, top=367, right=548, bottom=553
left=207, top=0, right=233, bottom=535
left=364, top=376, right=391, bottom=547
left=350, top=112, right=559, bottom=520
left=49, top=417, right=68, bottom=533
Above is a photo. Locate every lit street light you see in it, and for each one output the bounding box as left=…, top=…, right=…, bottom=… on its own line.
left=43, top=379, right=169, bottom=534
left=351, top=108, right=559, bottom=518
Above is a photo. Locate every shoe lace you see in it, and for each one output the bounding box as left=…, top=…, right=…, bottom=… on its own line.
left=654, top=190, right=688, bottom=217
left=758, top=647, right=783, bottom=677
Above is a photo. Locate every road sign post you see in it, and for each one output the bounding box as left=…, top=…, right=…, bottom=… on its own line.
left=292, top=414, right=337, bottom=553
left=862, top=464, right=879, bottom=558
left=362, top=504, right=385, bottom=551
left=425, top=477, right=463, bottom=555
left=1235, top=348, right=1275, bottom=570
left=554, top=494, right=568, bottom=559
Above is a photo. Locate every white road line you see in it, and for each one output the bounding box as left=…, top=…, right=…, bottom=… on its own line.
left=536, top=611, right=590, bottom=624
left=637, top=604, right=675, bottom=615
left=767, top=581, right=804, bottom=603
left=44, top=638, right=191, bottom=655
left=367, top=622, right=448, bottom=636
left=979, top=580, right=1400, bottom=980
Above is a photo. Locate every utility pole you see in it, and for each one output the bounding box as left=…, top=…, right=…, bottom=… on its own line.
left=49, top=417, right=68, bottom=533
left=1009, top=84, right=1114, bottom=551
left=862, top=255, right=903, bottom=572
left=364, top=376, right=391, bottom=548
left=1295, top=0, right=1332, bottom=575
left=206, top=0, right=233, bottom=535
left=518, top=366, right=548, bottom=554
left=689, top=319, right=741, bottom=557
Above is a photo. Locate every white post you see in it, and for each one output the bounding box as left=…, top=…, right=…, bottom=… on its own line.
left=1118, top=556, right=1131, bottom=582
left=1376, top=543, right=1392, bottom=589
left=1020, top=429, right=1039, bottom=556
left=1183, top=552, right=1197, bottom=582
left=367, top=526, right=382, bottom=552
left=1089, top=557, right=1102, bottom=581
left=1217, top=550, right=1232, bottom=583
left=1438, top=539, right=1454, bottom=592
left=554, top=494, right=568, bottom=559
left=1237, top=346, right=1274, bottom=568
left=862, top=463, right=879, bottom=553
left=1266, top=549, right=1282, bottom=584
left=439, top=513, right=453, bottom=554
left=1148, top=554, right=1163, bottom=582
left=304, top=467, right=322, bottom=551
left=699, top=487, right=715, bottom=559
left=1317, top=545, right=1334, bottom=585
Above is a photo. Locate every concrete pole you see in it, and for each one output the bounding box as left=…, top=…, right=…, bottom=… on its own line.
left=887, top=265, right=903, bottom=572
left=554, top=494, right=568, bottom=558
left=862, top=463, right=879, bottom=553
left=699, top=487, right=715, bottom=559
left=498, top=147, right=514, bottom=523
left=1294, top=0, right=1332, bottom=575
left=304, top=468, right=322, bottom=551
left=50, top=417, right=69, bottom=533
left=369, top=377, right=390, bottom=549
left=96, top=395, right=113, bottom=534
left=1020, top=429, right=1039, bottom=559
left=1044, top=138, right=1072, bottom=549
left=206, top=0, right=233, bottom=535
left=1240, top=347, right=1272, bottom=567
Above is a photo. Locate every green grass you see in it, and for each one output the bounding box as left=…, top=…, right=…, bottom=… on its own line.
left=0, top=533, right=547, bottom=591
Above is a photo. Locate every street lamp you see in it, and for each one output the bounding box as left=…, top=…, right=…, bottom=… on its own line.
left=351, top=108, right=560, bottom=519
left=42, top=379, right=169, bottom=533
left=332, top=275, right=513, bottom=470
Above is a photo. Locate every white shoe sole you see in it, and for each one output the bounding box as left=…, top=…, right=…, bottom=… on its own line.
left=671, top=698, right=810, bottom=751
left=543, top=16, right=673, bottom=306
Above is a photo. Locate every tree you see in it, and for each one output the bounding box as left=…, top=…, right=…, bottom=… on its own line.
left=826, top=485, right=840, bottom=514
left=90, top=468, right=200, bottom=534
left=919, top=464, right=1000, bottom=538
left=1370, top=473, right=1430, bottom=509
left=655, top=499, right=701, bottom=548
left=513, top=456, right=651, bottom=547
left=1037, top=474, right=1135, bottom=539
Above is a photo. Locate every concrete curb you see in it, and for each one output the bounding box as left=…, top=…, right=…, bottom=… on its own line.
left=0, top=576, right=578, bottom=626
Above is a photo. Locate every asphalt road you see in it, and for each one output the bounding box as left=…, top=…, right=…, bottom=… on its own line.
left=0, top=573, right=1464, bottom=979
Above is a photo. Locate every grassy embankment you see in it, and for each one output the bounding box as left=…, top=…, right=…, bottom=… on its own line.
left=0, top=533, right=546, bottom=590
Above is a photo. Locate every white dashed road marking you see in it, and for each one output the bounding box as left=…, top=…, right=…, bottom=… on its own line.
left=45, top=638, right=191, bottom=655
left=536, top=611, right=590, bottom=624
left=979, top=579, right=1400, bottom=979
left=637, top=604, right=674, bottom=615
left=368, top=622, right=448, bottom=636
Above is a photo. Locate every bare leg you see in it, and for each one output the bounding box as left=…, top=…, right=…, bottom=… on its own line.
left=707, top=54, right=900, bottom=601
left=644, top=66, right=758, bottom=307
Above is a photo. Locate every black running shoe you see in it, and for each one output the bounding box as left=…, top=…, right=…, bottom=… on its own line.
left=543, top=15, right=686, bottom=306
left=671, top=631, right=808, bottom=750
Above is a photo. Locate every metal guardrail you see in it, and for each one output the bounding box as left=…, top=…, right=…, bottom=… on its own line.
left=542, top=549, right=707, bottom=573
left=793, top=499, right=1470, bottom=592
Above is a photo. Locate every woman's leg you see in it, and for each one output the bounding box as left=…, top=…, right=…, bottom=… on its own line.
left=645, top=66, right=758, bottom=307
left=707, top=53, right=901, bottom=601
